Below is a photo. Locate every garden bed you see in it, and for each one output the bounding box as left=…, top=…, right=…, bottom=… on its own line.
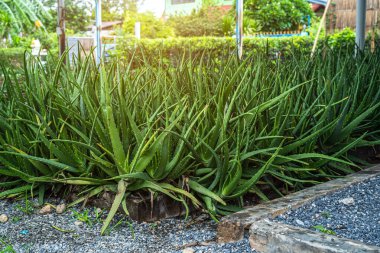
left=2, top=46, right=380, bottom=235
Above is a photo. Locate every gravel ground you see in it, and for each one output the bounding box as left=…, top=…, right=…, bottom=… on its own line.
left=276, top=175, right=380, bottom=247
left=0, top=199, right=254, bottom=253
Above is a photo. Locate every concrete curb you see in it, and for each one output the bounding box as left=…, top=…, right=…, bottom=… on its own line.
left=217, top=165, right=380, bottom=245
left=249, top=219, right=380, bottom=253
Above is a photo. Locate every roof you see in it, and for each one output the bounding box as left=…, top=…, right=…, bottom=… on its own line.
left=307, top=0, right=327, bottom=5
left=86, top=21, right=123, bottom=30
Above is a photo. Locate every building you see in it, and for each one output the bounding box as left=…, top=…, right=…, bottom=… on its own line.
left=86, top=21, right=123, bottom=36
left=164, top=0, right=233, bottom=17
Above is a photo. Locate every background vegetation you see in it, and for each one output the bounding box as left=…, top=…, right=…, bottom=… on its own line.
left=244, top=0, right=313, bottom=32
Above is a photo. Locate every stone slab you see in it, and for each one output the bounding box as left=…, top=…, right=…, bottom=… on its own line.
left=249, top=219, right=380, bottom=253
left=217, top=165, right=380, bottom=243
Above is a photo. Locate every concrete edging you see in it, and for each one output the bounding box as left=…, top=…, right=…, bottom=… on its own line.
left=217, top=164, right=380, bottom=250
left=250, top=219, right=380, bottom=253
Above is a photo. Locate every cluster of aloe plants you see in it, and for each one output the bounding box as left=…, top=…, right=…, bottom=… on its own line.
left=1, top=47, right=380, bottom=233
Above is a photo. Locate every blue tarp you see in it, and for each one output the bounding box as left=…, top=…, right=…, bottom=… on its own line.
left=307, top=0, right=327, bottom=5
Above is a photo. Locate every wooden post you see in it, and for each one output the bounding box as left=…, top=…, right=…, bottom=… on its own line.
left=57, top=0, right=66, bottom=57
left=311, top=0, right=333, bottom=57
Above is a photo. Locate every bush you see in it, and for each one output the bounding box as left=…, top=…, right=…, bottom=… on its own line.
left=123, top=11, right=175, bottom=39
left=116, top=29, right=369, bottom=65
left=244, top=0, right=314, bottom=32
left=327, top=28, right=356, bottom=49
left=168, top=7, right=230, bottom=37
left=116, top=36, right=315, bottom=65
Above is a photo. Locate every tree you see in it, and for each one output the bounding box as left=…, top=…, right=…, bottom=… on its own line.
left=101, top=0, right=140, bottom=21
left=244, top=0, right=313, bottom=32
left=41, top=0, right=92, bottom=33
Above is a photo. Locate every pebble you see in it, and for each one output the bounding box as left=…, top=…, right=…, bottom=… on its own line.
left=56, top=204, right=66, bottom=214
left=339, top=197, right=355, bottom=206
left=74, top=221, right=83, bottom=226
left=39, top=205, right=52, bottom=215
left=0, top=214, right=8, bottom=223
left=182, top=248, right=195, bottom=253
left=295, top=219, right=304, bottom=226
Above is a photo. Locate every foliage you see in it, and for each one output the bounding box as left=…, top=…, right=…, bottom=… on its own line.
left=116, top=36, right=315, bottom=63
left=168, top=7, right=230, bottom=37
left=312, top=225, right=336, bottom=235
left=327, top=28, right=355, bottom=49
left=0, top=48, right=24, bottom=66
left=0, top=0, right=50, bottom=36
left=101, top=0, right=139, bottom=21
left=1, top=45, right=380, bottom=234
left=41, top=0, right=92, bottom=33
left=244, top=0, right=313, bottom=32
left=123, top=11, right=174, bottom=39
left=0, top=237, right=15, bottom=253
left=116, top=29, right=364, bottom=64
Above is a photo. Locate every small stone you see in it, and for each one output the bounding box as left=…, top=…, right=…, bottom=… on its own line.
left=74, top=221, right=84, bottom=226
left=339, top=197, right=355, bottom=206
left=295, top=219, right=305, bottom=226
left=0, top=214, right=8, bottom=223
left=56, top=204, right=66, bottom=214
left=182, top=248, right=195, bottom=253
left=39, top=205, right=52, bottom=214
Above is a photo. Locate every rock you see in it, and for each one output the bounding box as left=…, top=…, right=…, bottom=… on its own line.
left=0, top=214, right=8, bottom=223
left=39, top=205, right=52, bottom=214
left=182, top=248, right=195, bottom=253
left=295, top=219, right=305, bottom=226
left=339, top=197, right=355, bottom=206
left=56, top=204, right=66, bottom=214
left=74, top=221, right=84, bottom=226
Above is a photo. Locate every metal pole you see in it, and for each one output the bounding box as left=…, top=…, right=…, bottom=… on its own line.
left=236, top=0, right=243, bottom=60
left=57, top=0, right=66, bottom=57
left=95, top=0, right=102, bottom=66
left=356, top=0, right=367, bottom=52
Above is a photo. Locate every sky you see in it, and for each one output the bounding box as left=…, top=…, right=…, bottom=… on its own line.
left=139, top=0, right=166, bottom=17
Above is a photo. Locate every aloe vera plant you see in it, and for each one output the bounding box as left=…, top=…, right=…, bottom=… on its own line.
left=1, top=47, right=380, bottom=233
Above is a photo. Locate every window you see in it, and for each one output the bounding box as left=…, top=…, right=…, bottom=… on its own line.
left=171, top=0, right=195, bottom=4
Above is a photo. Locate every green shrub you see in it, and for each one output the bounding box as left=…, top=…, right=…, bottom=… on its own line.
left=327, top=28, right=356, bottom=49
left=123, top=11, right=175, bottom=39
left=116, top=36, right=315, bottom=65
left=168, top=7, right=230, bottom=37
left=244, top=0, right=314, bottom=32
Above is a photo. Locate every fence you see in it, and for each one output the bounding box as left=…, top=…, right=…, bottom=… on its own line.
left=327, top=0, right=380, bottom=33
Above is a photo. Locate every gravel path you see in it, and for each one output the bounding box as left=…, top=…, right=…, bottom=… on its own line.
left=0, top=199, right=254, bottom=253
left=276, top=175, right=380, bottom=247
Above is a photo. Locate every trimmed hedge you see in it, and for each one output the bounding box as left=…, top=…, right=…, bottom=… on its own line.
left=116, top=36, right=315, bottom=64
left=0, top=48, right=25, bottom=66
left=114, top=30, right=374, bottom=65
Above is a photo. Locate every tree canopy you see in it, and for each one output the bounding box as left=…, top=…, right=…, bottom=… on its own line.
left=244, top=0, right=313, bottom=32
